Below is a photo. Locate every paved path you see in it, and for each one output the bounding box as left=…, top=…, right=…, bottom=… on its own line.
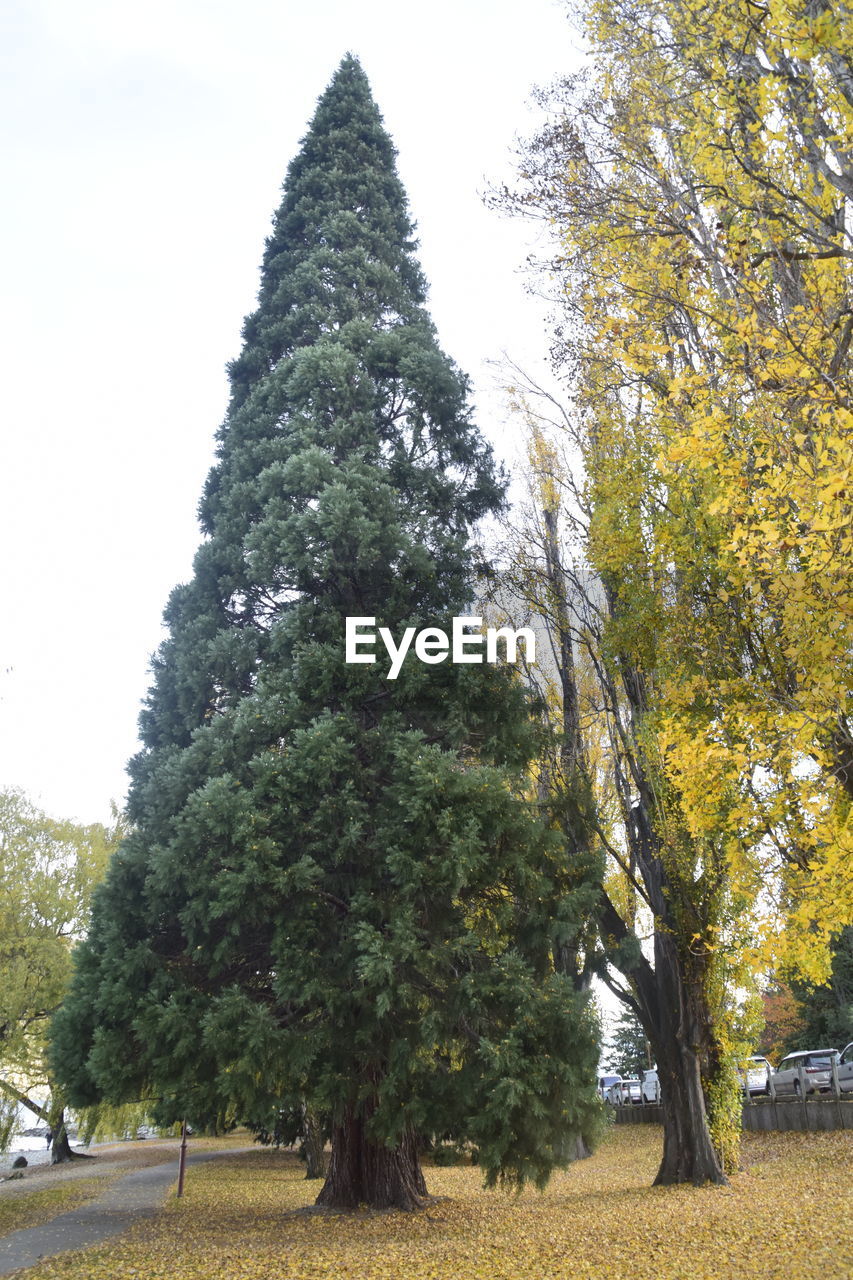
left=0, top=1147, right=250, bottom=1275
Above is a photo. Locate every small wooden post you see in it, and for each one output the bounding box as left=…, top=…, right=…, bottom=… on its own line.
left=830, top=1055, right=842, bottom=1123
left=830, top=1055, right=841, bottom=1099
left=176, top=1119, right=188, bottom=1197
left=797, top=1063, right=809, bottom=1127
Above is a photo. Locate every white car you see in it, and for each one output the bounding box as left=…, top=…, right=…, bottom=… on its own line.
left=607, top=1079, right=642, bottom=1105
left=739, top=1056, right=772, bottom=1096
left=837, top=1043, right=853, bottom=1092
left=641, top=1068, right=660, bottom=1103
left=772, top=1049, right=839, bottom=1096
left=598, top=1073, right=622, bottom=1101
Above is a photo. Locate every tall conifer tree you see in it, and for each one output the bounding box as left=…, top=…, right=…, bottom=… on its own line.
left=52, top=57, right=600, bottom=1209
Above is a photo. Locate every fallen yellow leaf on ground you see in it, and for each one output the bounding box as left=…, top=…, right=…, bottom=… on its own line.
left=9, top=1126, right=852, bottom=1280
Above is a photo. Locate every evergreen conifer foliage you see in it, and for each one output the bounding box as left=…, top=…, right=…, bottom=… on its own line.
left=52, top=57, right=600, bottom=1210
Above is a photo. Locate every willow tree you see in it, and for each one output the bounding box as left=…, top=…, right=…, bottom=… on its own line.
left=52, top=56, right=600, bottom=1211
left=0, top=788, right=116, bottom=1162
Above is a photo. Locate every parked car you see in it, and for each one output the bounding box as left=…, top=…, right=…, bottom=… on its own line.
left=837, top=1043, right=853, bottom=1093
left=607, top=1079, right=642, bottom=1105
left=739, top=1056, right=772, bottom=1096
left=641, top=1068, right=660, bottom=1103
left=598, top=1073, right=622, bottom=1101
left=772, top=1049, right=839, bottom=1096
left=623, top=1079, right=643, bottom=1105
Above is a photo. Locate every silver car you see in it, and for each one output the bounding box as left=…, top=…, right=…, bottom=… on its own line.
left=739, top=1055, right=772, bottom=1095
left=772, top=1049, right=839, bottom=1096
left=837, top=1042, right=853, bottom=1092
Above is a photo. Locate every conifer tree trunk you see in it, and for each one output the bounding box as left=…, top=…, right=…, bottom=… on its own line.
left=567, top=1135, right=593, bottom=1161
left=302, top=1104, right=326, bottom=1180
left=316, top=1101, right=426, bottom=1211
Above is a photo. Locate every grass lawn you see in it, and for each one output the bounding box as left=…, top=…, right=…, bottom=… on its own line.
left=10, top=1125, right=852, bottom=1280
left=0, top=1138, right=240, bottom=1240
left=0, top=1178, right=106, bottom=1237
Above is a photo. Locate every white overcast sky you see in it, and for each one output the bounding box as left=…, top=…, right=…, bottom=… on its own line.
left=1, top=0, right=583, bottom=826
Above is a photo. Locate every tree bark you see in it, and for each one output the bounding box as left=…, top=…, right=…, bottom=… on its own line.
left=568, top=1135, right=593, bottom=1161
left=599, top=891, right=727, bottom=1186
left=48, top=1104, right=93, bottom=1165
left=0, top=1080, right=48, bottom=1124
left=302, top=1104, right=326, bottom=1180
left=315, top=1104, right=427, bottom=1211
left=651, top=934, right=727, bottom=1186
left=654, top=1047, right=724, bottom=1185
left=50, top=1115, right=75, bottom=1164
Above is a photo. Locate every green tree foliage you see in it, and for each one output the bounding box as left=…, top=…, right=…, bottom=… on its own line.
left=790, top=927, right=853, bottom=1050
left=52, top=57, right=601, bottom=1210
left=607, top=1011, right=651, bottom=1080
left=0, top=787, right=116, bottom=1158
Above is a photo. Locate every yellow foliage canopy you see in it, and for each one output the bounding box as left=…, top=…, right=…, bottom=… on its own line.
left=549, top=0, right=853, bottom=980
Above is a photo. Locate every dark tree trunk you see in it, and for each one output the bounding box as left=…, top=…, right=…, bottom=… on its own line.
left=568, top=1135, right=593, bottom=1161
left=652, top=934, right=726, bottom=1185
left=50, top=1123, right=74, bottom=1163
left=599, top=891, right=727, bottom=1186
left=647, top=870, right=728, bottom=1186
left=0, top=1083, right=88, bottom=1166
left=315, top=1105, right=427, bottom=1211
left=655, top=1050, right=723, bottom=1185
left=302, top=1105, right=326, bottom=1180
left=49, top=1107, right=92, bottom=1164
left=525, top=509, right=729, bottom=1187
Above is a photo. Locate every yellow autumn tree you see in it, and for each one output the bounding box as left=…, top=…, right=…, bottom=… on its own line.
left=580, top=0, right=853, bottom=981
left=499, top=0, right=851, bottom=1179
left=495, top=400, right=753, bottom=1184
left=516, top=0, right=851, bottom=972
